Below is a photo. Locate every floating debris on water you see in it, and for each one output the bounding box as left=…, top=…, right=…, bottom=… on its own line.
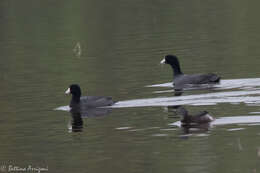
left=73, top=42, right=82, bottom=57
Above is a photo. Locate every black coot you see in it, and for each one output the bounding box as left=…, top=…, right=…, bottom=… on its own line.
left=65, top=84, right=116, bottom=108
left=160, top=55, right=221, bottom=89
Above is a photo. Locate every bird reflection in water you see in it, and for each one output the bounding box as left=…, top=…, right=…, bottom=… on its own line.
left=69, top=110, right=83, bottom=132
left=167, top=106, right=215, bottom=135
left=68, top=106, right=112, bottom=133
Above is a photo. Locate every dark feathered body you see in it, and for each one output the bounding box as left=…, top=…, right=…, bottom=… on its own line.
left=174, top=73, right=220, bottom=89
left=76, top=96, right=115, bottom=108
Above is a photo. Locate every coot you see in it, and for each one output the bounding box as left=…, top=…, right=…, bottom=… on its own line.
left=160, top=55, right=221, bottom=89
left=65, top=84, right=115, bottom=108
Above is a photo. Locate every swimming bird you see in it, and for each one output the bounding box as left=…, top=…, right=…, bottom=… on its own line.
left=176, top=106, right=214, bottom=125
left=65, top=84, right=115, bottom=108
left=160, top=55, right=221, bottom=89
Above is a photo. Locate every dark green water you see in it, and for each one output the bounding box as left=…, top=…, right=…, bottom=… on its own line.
left=1, top=0, right=260, bottom=173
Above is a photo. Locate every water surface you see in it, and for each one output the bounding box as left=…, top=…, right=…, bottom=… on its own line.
left=1, top=0, right=260, bottom=173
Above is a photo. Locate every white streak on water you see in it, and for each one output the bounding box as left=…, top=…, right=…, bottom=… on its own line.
left=153, top=90, right=175, bottom=94
left=54, top=106, right=70, bottom=111
left=160, top=128, right=177, bottom=131
left=115, top=127, right=133, bottom=130
left=227, top=128, right=245, bottom=131
left=250, top=112, right=260, bottom=114
left=146, top=82, right=173, bottom=88
left=194, top=134, right=210, bottom=137
left=110, top=90, right=260, bottom=108
left=170, top=116, right=260, bottom=127
left=151, top=134, right=169, bottom=137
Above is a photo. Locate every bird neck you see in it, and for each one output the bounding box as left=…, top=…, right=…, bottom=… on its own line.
left=171, top=64, right=183, bottom=77
left=71, top=95, right=81, bottom=104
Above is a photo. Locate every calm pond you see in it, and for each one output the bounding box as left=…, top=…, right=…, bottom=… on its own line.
left=1, top=0, right=260, bottom=173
